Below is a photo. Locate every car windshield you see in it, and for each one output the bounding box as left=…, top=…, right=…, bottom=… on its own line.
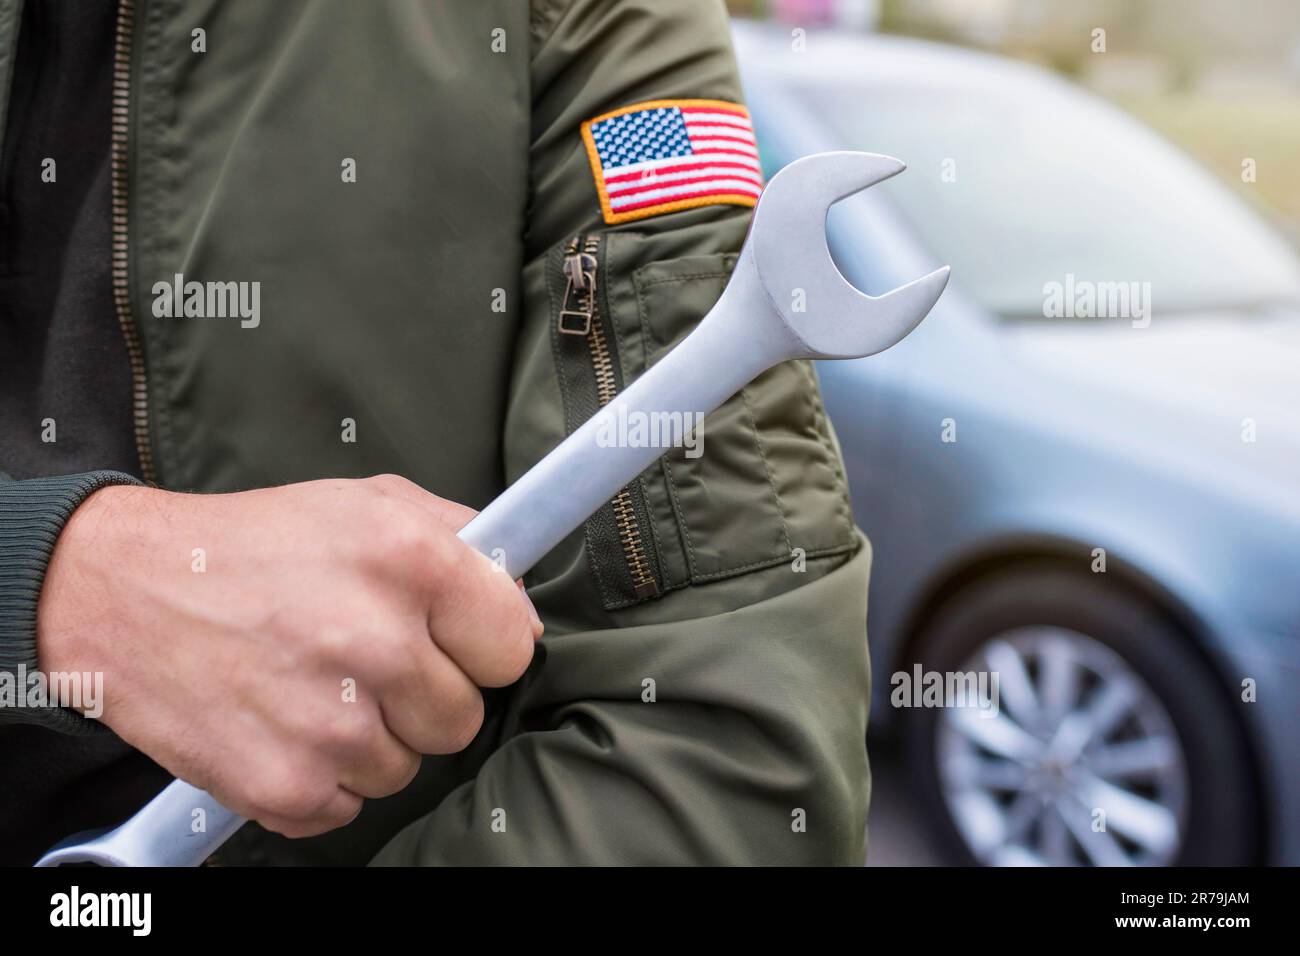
left=804, top=76, right=1300, bottom=319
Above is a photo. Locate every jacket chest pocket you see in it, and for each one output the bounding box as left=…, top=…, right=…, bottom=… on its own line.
left=548, top=233, right=856, bottom=611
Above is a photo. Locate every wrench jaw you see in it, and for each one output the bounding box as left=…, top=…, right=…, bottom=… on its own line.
left=817, top=264, right=951, bottom=359
left=747, top=151, right=950, bottom=360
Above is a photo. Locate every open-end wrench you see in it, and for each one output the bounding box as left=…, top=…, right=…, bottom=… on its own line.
left=36, top=151, right=949, bottom=866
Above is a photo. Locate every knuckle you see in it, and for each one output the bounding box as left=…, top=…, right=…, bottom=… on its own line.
left=368, top=473, right=415, bottom=495
left=291, top=782, right=340, bottom=822
left=311, top=621, right=364, bottom=667
left=323, top=793, right=364, bottom=831
left=365, top=630, right=414, bottom=684
left=239, top=777, right=284, bottom=819
left=273, top=793, right=360, bottom=838
left=244, top=767, right=334, bottom=823
left=370, top=508, right=430, bottom=570
left=430, top=691, right=484, bottom=754
left=318, top=702, right=379, bottom=753
left=374, top=750, right=422, bottom=796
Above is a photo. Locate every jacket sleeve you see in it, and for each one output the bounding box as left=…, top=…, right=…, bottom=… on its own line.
left=0, top=469, right=141, bottom=733
left=372, top=0, right=872, bottom=865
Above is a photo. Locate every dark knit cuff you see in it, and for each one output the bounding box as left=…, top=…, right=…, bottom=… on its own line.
left=0, top=471, right=142, bottom=734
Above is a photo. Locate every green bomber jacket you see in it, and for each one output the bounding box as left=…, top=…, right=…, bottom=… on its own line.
left=0, top=0, right=872, bottom=864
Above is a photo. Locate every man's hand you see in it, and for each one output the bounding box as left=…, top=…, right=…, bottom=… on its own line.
left=36, top=474, right=541, bottom=839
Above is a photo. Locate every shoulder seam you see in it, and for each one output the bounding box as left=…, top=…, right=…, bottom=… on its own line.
left=530, top=0, right=575, bottom=56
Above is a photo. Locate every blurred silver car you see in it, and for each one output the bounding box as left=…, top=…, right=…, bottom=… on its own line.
left=734, top=22, right=1300, bottom=866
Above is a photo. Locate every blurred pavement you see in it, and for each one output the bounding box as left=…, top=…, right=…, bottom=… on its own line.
left=865, top=742, right=946, bottom=866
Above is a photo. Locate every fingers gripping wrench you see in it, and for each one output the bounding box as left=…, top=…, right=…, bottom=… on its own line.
left=36, top=152, right=949, bottom=866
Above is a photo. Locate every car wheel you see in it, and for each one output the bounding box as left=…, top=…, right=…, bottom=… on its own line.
left=902, top=566, right=1259, bottom=866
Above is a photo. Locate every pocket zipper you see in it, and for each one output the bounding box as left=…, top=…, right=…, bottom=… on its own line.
left=560, top=235, right=660, bottom=600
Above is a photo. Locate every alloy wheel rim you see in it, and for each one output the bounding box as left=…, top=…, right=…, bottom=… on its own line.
left=936, top=626, right=1189, bottom=866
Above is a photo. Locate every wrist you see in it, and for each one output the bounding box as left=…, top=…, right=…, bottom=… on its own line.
left=37, top=483, right=153, bottom=675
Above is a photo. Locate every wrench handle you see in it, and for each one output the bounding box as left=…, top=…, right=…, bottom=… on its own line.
left=460, top=270, right=794, bottom=578
left=47, top=779, right=247, bottom=867
left=38, top=264, right=792, bottom=866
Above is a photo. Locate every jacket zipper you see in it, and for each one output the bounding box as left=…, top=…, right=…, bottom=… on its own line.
left=111, top=0, right=154, bottom=482
left=560, top=236, right=659, bottom=600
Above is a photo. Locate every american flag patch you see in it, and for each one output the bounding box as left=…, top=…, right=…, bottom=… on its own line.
left=581, top=99, right=764, bottom=225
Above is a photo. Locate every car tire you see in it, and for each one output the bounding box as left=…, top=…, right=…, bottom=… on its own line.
left=902, top=565, right=1259, bottom=866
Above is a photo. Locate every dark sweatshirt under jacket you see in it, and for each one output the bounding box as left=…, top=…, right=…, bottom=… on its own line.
left=0, top=0, right=169, bottom=865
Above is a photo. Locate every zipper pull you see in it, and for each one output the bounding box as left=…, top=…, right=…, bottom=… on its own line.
left=559, top=251, right=598, bottom=336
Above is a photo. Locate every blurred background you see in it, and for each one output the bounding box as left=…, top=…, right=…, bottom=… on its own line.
left=730, top=0, right=1300, bottom=233
left=722, top=0, right=1300, bottom=866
